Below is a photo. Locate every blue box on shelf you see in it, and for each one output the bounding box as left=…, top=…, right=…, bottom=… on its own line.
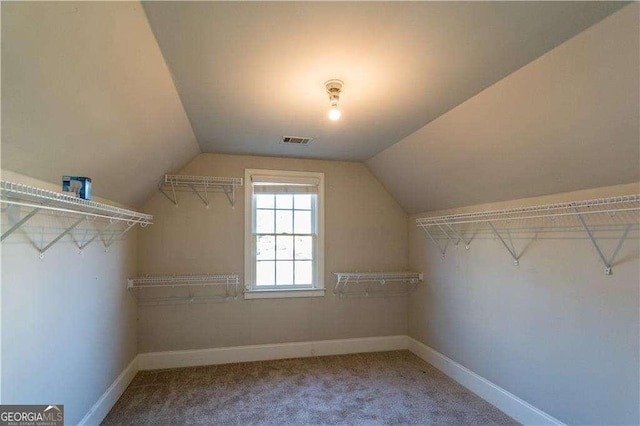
left=62, top=176, right=92, bottom=200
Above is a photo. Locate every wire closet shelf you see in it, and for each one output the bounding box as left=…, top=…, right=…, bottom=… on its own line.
left=159, top=174, right=243, bottom=208
left=127, top=273, right=240, bottom=305
left=333, top=272, right=423, bottom=298
left=0, top=180, right=152, bottom=257
left=416, top=194, right=640, bottom=274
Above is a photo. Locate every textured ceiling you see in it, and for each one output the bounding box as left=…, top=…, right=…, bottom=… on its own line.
left=367, top=5, right=639, bottom=214
left=1, top=2, right=200, bottom=207
left=143, top=1, right=626, bottom=161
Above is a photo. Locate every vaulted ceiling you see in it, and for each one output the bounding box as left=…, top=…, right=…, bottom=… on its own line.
left=1, top=1, right=637, bottom=211
left=1, top=2, right=200, bottom=207
left=143, top=1, right=626, bottom=161
left=367, top=4, right=639, bottom=213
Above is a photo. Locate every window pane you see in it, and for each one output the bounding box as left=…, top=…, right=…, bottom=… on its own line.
left=294, top=210, right=312, bottom=234
left=276, top=194, right=293, bottom=209
left=256, top=261, right=275, bottom=286
left=256, top=236, right=275, bottom=260
left=276, top=236, right=293, bottom=260
left=256, top=194, right=274, bottom=209
left=256, top=209, right=274, bottom=234
left=294, top=261, right=313, bottom=285
left=275, top=210, right=293, bottom=234
left=295, top=236, right=313, bottom=260
left=276, top=261, right=293, bottom=285
left=294, top=194, right=312, bottom=210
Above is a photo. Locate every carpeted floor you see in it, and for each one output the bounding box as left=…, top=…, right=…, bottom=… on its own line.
left=103, top=350, right=518, bottom=425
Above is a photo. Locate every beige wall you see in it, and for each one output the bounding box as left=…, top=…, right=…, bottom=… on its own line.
left=409, top=182, right=640, bottom=424
left=0, top=170, right=138, bottom=425
left=137, top=153, right=409, bottom=352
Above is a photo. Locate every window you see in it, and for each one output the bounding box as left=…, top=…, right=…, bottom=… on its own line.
left=244, top=169, right=325, bottom=299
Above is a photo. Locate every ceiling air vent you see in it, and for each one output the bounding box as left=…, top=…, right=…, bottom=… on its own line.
left=281, top=136, right=312, bottom=145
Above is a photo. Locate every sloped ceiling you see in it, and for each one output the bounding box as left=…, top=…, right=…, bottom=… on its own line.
left=142, top=1, right=626, bottom=161
left=366, top=4, right=640, bottom=214
left=1, top=2, right=200, bottom=207
left=2, top=2, right=635, bottom=211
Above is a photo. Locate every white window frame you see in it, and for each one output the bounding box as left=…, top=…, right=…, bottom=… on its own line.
left=244, top=169, right=325, bottom=299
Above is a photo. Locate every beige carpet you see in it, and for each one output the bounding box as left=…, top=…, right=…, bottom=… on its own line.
left=103, top=351, right=518, bottom=425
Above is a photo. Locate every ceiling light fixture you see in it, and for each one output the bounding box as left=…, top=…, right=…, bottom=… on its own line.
left=325, top=79, right=344, bottom=121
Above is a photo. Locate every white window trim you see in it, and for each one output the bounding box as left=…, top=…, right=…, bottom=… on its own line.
left=244, top=169, right=325, bottom=299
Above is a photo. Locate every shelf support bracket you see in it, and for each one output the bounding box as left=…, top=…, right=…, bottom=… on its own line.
left=104, top=222, right=137, bottom=249
left=159, top=179, right=179, bottom=206
left=75, top=226, right=91, bottom=250
left=222, top=185, right=235, bottom=208
left=608, top=224, right=632, bottom=270
left=188, top=184, right=210, bottom=207
left=434, top=222, right=459, bottom=247
left=160, top=189, right=177, bottom=206
left=573, top=206, right=617, bottom=275
left=78, top=229, right=102, bottom=251
left=80, top=220, right=119, bottom=251
left=1, top=207, right=41, bottom=241
left=333, top=275, right=348, bottom=295
left=444, top=222, right=471, bottom=249
left=435, top=220, right=470, bottom=249
left=39, top=216, right=85, bottom=257
left=420, top=225, right=447, bottom=258
left=488, top=222, right=519, bottom=265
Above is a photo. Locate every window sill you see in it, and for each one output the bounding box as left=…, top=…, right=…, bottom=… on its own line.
left=243, top=288, right=325, bottom=300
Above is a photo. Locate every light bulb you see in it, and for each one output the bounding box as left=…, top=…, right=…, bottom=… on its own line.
left=329, top=107, right=341, bottom=121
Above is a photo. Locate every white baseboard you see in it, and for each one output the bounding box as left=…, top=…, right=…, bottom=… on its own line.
left=407, top=337, right=564, bottom=426
left=78, top=355, right=139, bottom=426
left=80, top=336, right=561, bottom=426
left=138, top=335, right=408, bottom=370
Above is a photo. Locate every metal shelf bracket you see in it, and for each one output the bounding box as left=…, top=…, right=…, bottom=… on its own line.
left=573, top=206, right=632, bottom=275
left=419, top=225, right=447, bottom=258
left=435, top=219, right=470, bottom=249
left=38, top=216, right=85, bottom=258
left=488, top=222, right=520, bottom=266
left=1, top=207, right=40, bottom=241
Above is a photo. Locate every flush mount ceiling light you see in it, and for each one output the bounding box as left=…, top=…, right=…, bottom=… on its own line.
left=325, top=79, right=344, bottom=121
